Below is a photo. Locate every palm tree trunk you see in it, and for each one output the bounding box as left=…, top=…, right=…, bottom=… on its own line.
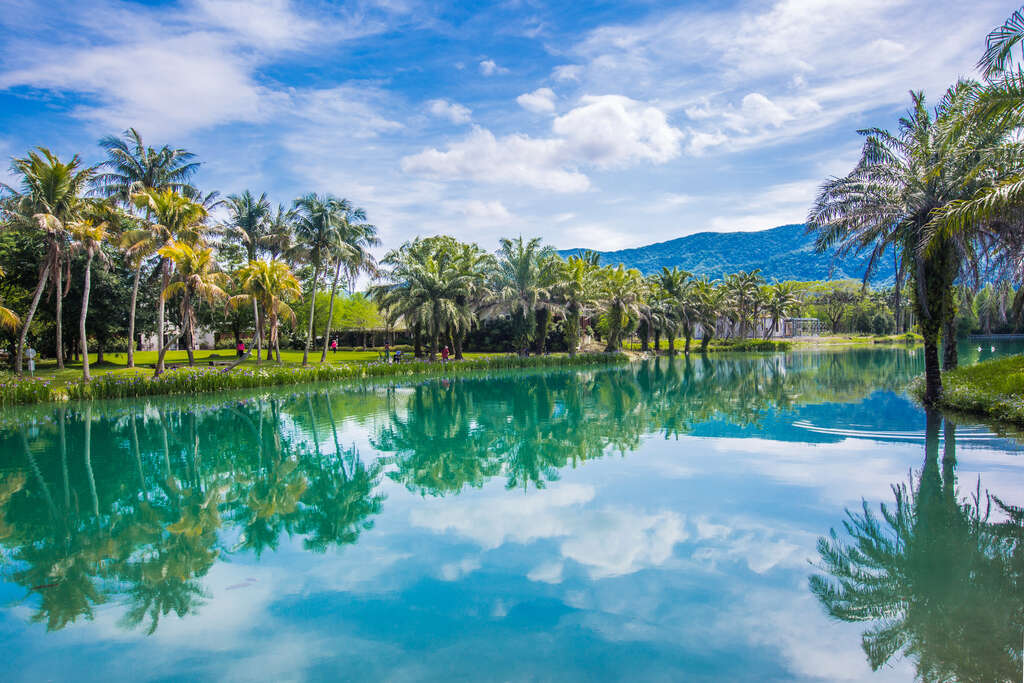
left=321, top=259, right=342, bottom=363
left=55, top=259, right=64, bottom=369
left=942, top=304, right=958, bottom=371
left=667, top=334, right=676, bottom=356
left=893, top=248, right=903, bottom=333
left=80, top=249, right=94, bottom=382
left=16, top=262, right=51, bottom=375
left=302, top=261, right=321, bottom=366
left=155, top=258, right=170, bottom=375
left=253, top=299, right=261, bottom=362
left=127, top=260, right=142, bottom=368
left=184, top=291, right=195, bottom=365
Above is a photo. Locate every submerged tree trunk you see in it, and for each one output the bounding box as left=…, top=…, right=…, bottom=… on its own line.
left=16, top=262, right=51, bottom=375
left=80, top=249, right=94, bottom=382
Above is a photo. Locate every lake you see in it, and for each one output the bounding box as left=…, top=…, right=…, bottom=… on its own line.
left=1, top=345, right=1022, bottom=682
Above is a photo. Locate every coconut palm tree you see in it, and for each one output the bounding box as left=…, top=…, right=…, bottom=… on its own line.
left=656, top=266, right=690, bottom=354
left=222, top=191, right=272, bottom=360
left=292, top=194, right=347, bottom=365
left=486, top=236, right=558, bottom=355
left=320, top=203, right=380, bottom=363
left=600, top=264, right=645, bottom=352
left=694, top=277, right=725, bottom=352
left=156, top=242, right=229, bottom=366
left=1, top=148, right=95, bottom=374
left=68, top=215, right=111, bottom=382
left=95, top=128, right=199, bottom=204
left=230, top=259, right=302, bottom=363
left=264, top=204, right=296, bottom=260
left=130, top=188, right=208, bottom=374
left=809, top=84, right=1016, bottom=405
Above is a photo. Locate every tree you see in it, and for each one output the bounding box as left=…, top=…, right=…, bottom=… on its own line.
left=655, top=267, right=690, bottom=354
left=157, top=242, right=229, bottom=366
left=486, top=237, right=558, bottom=355
left=131, top=189, right=208, bottom=374
left=95, top=128, right=199, bottom=205
left=230, top=259, right=302, bottom=362
left=68, top=212, right=112, bottom=382
left=222, top=191, right=272, bottom=361
left=1, top=148, right=95, bottom=374
left=808, top=85, right=1014, bottom=405
left=764, top=281, right=802, bottom=338
left=292, top=194, right=346, bottom=366
left=554, top=255, right=600, bottom=356
left=600, top=264, right=644, bottom=351
left=0, top=265, right=20, bottom=333
left=320, top=202, right=379, bottom=363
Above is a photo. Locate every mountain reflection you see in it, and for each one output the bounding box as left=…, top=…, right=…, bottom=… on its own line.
left=810, top=412, right=1024, bottom=682
left=0, top=347, right=958, bottom=635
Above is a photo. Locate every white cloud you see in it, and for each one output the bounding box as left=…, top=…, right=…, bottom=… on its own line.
left=479, top=58, right=508, bottom=76
left=401, top=126, right=589, bottom=193
left=552, top=64, right=583, bottom=81
left=516, top=87, right=557, bottom=113
left=427, top=98, right=472, bottom=124
left=552, top=95, right=683, bottom=167
left=442, top=199, right=514, bottom=222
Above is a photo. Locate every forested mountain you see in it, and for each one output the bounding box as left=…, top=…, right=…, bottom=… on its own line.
left=558, top=224, right=895, bottom=283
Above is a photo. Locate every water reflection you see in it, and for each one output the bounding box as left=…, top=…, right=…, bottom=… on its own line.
left=810, top=412, right=1024, bottom=681
left=0, top=345, right=1019, bottom=665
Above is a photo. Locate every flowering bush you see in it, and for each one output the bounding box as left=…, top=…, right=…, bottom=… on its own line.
left=0, top=373, right=59, bottom=407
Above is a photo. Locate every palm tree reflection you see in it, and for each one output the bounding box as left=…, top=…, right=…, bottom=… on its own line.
left=810, top=411, right=1024, bottom=681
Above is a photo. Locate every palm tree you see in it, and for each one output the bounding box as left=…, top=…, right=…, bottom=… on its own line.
left=694, top=277, right=724, bottom=352
left=656, top=266, right=690, bottom=354
left=68, top=213, right=111, bottom=382
left=486, top=236, right=558, bottom=355
left=222, top=191, right=272, bottom=360
left=808, top=85, right=1016, bottom=405
left=292, top=193, right=346, bottom=365
left=263, top=204, right=295, bottom=260
left=601, top=264, right=644, bottom=351
left=320, top=203, right=380, bottom=363
left=553, top=255, right=600, bottom=356
left=131, top=188, right=208, bottom=374
left=95, top=128, right=199, bottom=204
left=1, top=148, right=94, bottom=374
left=230, top=259, right=302, bottom=363
left=157, top=242, right=229, bottom=366
left=724, top=270, right=764, bottom=339
left=0, top=266, right=21, bottom=333
left=765, top=281, right=802, bottom=339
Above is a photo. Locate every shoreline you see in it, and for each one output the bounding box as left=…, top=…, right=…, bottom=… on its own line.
left=911, top=354, right=1024, bottom=426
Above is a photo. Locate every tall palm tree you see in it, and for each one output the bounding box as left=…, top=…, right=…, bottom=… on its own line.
left=320, top=203, right=379, bottom=363
left=486, top=236, right=558, bottom=355
left=1, top=148, right=94, bottom=374
left=808, top=84, right=1016, bottom=405
left=131, top=189, right=208, bottom=374
left=724, top=270, right=764, bottom=339
left=601, top=264, right=645, bottom=351
left=264, top=204, right=296, bottom=260
left=656, top=266, right=690, bottom=354
left=95, top=128, right=199, bottom=204
left=230, top=259, right=302, bottom=363
left=68, top=214, right=111, bottom=382
left=694, top=277, right=725, bottom=352
left=292, top=193, right=345, bottom=365
left=222, top=191, right=272, bottom=360
left=156, top=242, right=228, bottom=366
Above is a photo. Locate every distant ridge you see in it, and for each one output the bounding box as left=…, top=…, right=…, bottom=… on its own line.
left=557, top=224, right=894, bottom=284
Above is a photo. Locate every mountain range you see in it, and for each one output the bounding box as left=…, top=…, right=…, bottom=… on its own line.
left=558, top=224, right=894, bottom=284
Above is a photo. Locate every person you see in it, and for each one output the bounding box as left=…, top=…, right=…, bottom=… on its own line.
left=236, top=340, right=245, bottom=358
left=393, top=348, right=402, bottom=363
left=384, top=342, right=391, bottom=363
left=26, top=346, right=36, bottom=376
left=441, top=345, right=450, bottom=363
left=331, top=338, right=338, bottom=353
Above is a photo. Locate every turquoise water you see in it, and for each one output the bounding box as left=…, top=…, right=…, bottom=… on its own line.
left=0, top=345, right=1021, bottom=681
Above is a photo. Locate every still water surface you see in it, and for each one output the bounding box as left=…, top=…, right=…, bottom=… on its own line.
left=0, top=345, right=1022, bottom=681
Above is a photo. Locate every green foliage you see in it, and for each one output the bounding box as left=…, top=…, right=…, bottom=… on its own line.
left=0, top=373, right=60, bottom=406
left=912, top=354, right=1024, bottom=424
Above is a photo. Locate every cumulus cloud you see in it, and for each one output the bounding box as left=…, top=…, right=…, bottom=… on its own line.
left=401, top=94, right=682, bottom=192
left=516, top=87, right=557, bottom=113
left=427, top=98, right=472, bottom=124
left=553, top=95, right=684, bottom=167
left=479, top=58, right=508, bottom=76
left=552, top=64, right=583, bottom=81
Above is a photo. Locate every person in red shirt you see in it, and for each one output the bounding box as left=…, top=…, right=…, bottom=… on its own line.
left=441, top=346, right=450, bottom=363
left=236, top=340, right=245, bottom=357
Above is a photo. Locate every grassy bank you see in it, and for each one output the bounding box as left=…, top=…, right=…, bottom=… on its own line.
left=911, top=354, right=1024, bottom=424
left=0, top=352, right=629, bottom=407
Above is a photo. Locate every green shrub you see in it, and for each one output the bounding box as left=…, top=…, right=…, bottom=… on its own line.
left=911, top=354, right=1024, bottom=424
left=706, top=339, right=793, bottom=352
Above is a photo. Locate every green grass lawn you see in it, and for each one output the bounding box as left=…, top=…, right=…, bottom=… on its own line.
left=920, top=354, right=1024, bottom=424
left=26, top=348, right=502, bottom=386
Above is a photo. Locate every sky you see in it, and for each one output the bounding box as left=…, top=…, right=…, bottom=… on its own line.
left=0, top=0, right=1015, bottom=253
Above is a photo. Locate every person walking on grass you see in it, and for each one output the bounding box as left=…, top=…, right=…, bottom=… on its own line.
left=384, top=342, right=391, bottom=363
left=331, top=338, right=338, bottom=353
left=237, top=340, right=245, bottom=358
left=441, top=345, right=450, bottom=364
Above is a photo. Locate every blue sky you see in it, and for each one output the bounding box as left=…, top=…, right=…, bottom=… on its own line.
left=0, top=0, right=1014, bottom=252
